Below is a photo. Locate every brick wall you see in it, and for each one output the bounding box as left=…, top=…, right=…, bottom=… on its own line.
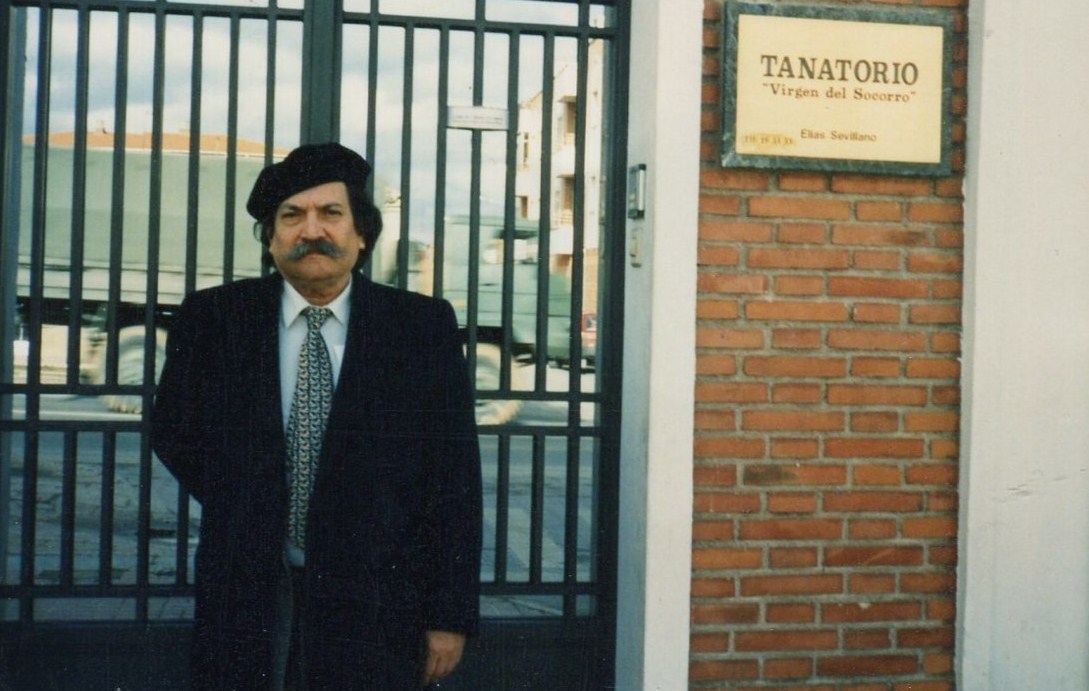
left=691, top=1, right=967, bottom=688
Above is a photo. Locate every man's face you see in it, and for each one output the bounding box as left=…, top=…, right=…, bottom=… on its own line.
left=268, top=181, right=364, bottom=300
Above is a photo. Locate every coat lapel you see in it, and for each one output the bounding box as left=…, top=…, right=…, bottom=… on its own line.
left=252, top=273, right=287, bottom=454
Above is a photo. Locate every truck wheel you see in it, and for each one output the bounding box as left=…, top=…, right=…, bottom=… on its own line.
left=473, top=343, right=526, bottom=426
left=99, top=327, right=166, bottom=414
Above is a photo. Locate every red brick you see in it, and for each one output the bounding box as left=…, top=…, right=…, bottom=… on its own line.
left=778, top=172, right=829, bottom=192
left=739, top=519, right=843, bottom=541
left=749, top=196, right=851, bottom=220
left=772, top=384, right=822, bottom=404
left=829, top=277, right=928, bottom=299
left=696, top=354, right=737, bottom=375
left=908, top=201, right=963, bottom=223
left=768, top=492, right=818, bottom=513
left=694, top=437, right=766, bottom=459
left=694, top=409, right=737, bottom=431
left=692, top=520, right=735, bottom=541
left=845, top=628, right=892, bottom=649
left=749, top=247, right=850, bottom=270
left=698, top=245, right=741, bottom=267
left=747, top=301, right=848, bottom=322
left=735, top=629, right=838, bottom=652
left=828, top=329, right=928, bottom=351
left=853, top=303, right=901, bottom=324
left=690, top=632, right=731, bottom=654
left=745, top=356, right=846, bottom=378
left=764, top=657, right=814, bottom=679
left=909, top=251, right=963, bottom=273
left=901, top=572, right=957, bottom=593
left=696, top=382, right=769, bottom=403
left=693, top=463, right=737, bottom=486
left=822, top=601, right=923, bottom=623
left=694, top=491, right=762, bottom=513
left=853, top=249, right=902, bottom=270
left=779, top=223, right=827, bottom=243
left=701, top=193, right=745, bottom=217
left=902, top=517, right=958, bottom=539
left=848, top=519, right=897, bottom=540
left=817, top=654, right=918, bottom=677
left=832, top=224, right=929, bottom=246
left=824, top=545, right=925, bottom=567
left=850, top=412, right=899, bottom=433
left=776, top=275, right=825, bottom=295
left=824, top=492, right=923, bottom=512
left=770, top=438, right=821, bottom=459
left=691, top=603, right=763, bottom=626
left=740, top=573, right=843, bottom=596
left=698, top=272, right=767, bottom=294
left=700, top=219, right=774, bottom=242
left=743, top=464, right=847, bottom=486
left=769, top=548, right=819, bottom=569
left=855, top=201, right=904, bottom=222
left=851, top=357, right=902, bottom=378
left=692, top=547, right=763, bottom=570
left=832, top=175, right=931, bottom=196
left=697, top=298, right=740, bottom=319
left=701, top=168, right=770, bottom=191
left=689, top=659, right=759, bottom=682
left=697, top=327, right=766, bottom=348
left=772, top=329, right=823, bottom=349
left=828, top=385, right=928, bottom=406
left=910, top=304, right=961, bottom=324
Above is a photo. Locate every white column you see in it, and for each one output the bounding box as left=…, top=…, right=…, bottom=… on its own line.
left=959, top=1, right=1089, bottom=688
left=616, top=0, right=702, bottom=688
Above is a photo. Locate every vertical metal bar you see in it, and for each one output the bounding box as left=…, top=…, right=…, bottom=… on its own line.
left=566, top=22, right=589, bottom=403
left=59, top=430, right=77, bottom=587
left=65, top=5, right=92, bottom=389
left=493, top=433, right=510, bottom=584
left=223, top=13, right=241, bottom=282
left=0, top=5, right=29, bottom=586
left=137, top=7, right=170, bottom=623
left=430, top=26, right=450, bottom=301
left=533, top=35, right=555, bottom=392
left=301, top=0, right=341, bottom=142
left=396, top=24, right=414, bottom=291
left=185, top=12, right=204, bottom=296
left=594, top=4, right=630, bottom=673
left=528, top=434, right=545, bottom=584
left=263, top=12, right=278, bottom=164
left=19, top=4, right=55, bottom=623
left=104, top=8, right=130, bottom=388
left=562, top=433, right=581, bottom=617
left=100, top=430, right=117, bottom=585
left=465, top=9, right=486, bottom=391
left=499, top=31, right=520, bottom=391
left=364, top=15, right=379, bottom=178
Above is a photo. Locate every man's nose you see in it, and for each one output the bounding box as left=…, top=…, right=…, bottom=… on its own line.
left=299, top=211, right=324, bottom=238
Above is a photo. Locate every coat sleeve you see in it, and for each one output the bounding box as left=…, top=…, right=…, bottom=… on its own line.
left=151, top=292, right=215, bottom=504
left=421, top=299, right=483, bottom=636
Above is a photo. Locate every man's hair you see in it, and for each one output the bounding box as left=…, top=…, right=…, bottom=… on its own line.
left=253, top=184, right=383, bottom=272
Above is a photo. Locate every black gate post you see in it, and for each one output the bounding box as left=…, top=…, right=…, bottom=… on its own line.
left=0, top=5, right=28, bottom=589
left=301, top=0, right=342, bottom=143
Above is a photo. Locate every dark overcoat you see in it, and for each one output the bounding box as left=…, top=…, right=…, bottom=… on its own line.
left=151, top=273, right=482, bottom=691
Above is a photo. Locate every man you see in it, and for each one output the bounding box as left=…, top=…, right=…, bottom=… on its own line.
left=152, top=143, right=482, bottom=691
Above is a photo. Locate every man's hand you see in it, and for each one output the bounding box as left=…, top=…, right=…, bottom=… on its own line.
left=422, top=630, right=466, bottom=686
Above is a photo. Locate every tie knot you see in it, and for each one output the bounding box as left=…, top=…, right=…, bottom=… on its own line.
left=304, top=306, right=332, bottom=332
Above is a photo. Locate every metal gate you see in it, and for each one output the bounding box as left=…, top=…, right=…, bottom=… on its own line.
left=0, top=1, right=628, bottom=688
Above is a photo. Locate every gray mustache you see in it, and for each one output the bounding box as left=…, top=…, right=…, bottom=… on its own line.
left=283, top=239, right=344, bottom=261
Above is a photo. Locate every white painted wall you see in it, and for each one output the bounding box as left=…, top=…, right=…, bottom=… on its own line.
left=959, top=1, right=1089, bottom=688
left=615, top=0, right=702, bottom=688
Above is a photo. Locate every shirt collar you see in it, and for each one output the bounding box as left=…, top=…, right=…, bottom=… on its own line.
left=281, top=276, right=352, bottom=328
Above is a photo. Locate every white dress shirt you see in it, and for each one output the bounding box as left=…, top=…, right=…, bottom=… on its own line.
left=279, top=277, right=352, bottom=566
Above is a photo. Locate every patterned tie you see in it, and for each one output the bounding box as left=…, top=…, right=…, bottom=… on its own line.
left=286, top=306, right=334, bottom=550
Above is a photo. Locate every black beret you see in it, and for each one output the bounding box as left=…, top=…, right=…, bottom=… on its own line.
left=246, top=142, right=372, bottom=221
